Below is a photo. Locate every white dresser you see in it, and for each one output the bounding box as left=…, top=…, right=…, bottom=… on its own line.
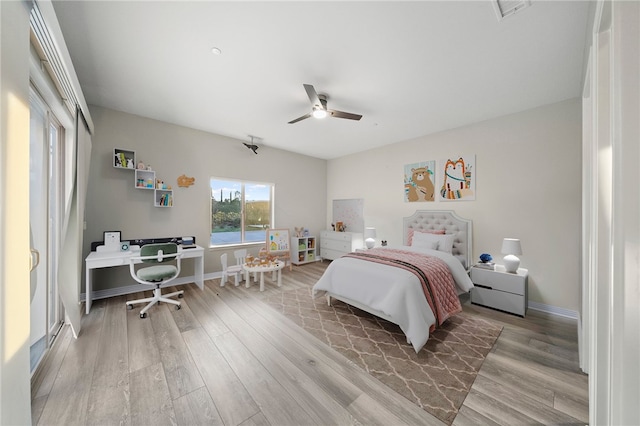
left=319, top=231, right=364, bottom=260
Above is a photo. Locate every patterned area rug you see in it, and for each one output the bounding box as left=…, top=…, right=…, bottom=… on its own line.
left=262, top=286, right=502, bottom=424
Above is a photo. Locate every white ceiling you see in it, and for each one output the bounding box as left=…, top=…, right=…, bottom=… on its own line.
left=52, top=1, right=592, bottom=160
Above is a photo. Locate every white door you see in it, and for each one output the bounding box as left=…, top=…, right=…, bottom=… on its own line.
left=29, top=89, right=64, bottom=373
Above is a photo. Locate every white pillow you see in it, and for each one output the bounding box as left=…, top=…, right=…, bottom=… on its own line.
left=410, top=233, right=439, bottom=250
left=412, top=232, right=455, bottom=254
left=437, top=234, right=455, bottom=254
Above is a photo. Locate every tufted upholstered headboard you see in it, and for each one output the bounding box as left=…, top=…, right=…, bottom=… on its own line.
left=402, top=210, right=473, bottom=269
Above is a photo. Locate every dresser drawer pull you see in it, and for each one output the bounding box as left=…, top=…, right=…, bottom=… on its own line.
left=474, top=283, right=493, bottom=290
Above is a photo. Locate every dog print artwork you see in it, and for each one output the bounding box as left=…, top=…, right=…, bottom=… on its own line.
left=438, top=155, right=475, bottom=201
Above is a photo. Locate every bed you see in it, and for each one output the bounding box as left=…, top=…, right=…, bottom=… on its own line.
left=312, top=210, right=474, bottom=353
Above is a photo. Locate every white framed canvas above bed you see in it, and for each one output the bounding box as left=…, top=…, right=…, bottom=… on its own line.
left=313, top=210, right=474, bottom=353
left=332, top=198, right=364, bottom=233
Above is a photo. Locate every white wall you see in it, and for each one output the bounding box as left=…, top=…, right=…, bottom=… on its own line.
left=0, top=1, right=33, bottom=424
left=585, top=1, right=640, bottom=424
left=327, top=99, right=582, bottom=313
left=85, top=106, right=327, bottom=292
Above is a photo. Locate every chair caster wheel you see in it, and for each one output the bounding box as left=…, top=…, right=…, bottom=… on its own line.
left=178, top=294, right=184, bottom=298
left=140, top=313, right=147, bottom=319
left=175, top=305, right=181, bottom=311
left=127, top=305, right=133, bottom=310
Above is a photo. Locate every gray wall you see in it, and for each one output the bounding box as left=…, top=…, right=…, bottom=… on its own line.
left=326, top=99, right=582, bottom=313
left=84, top=106, right=327, bottom=292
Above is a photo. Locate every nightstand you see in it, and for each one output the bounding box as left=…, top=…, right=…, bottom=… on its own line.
left=470, top=264, right=528, bottom=316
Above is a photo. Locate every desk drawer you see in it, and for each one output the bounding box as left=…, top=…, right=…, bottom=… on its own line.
left=471, top=267, right=526, bottom=295
left=86, top=257, right=127, bottom=269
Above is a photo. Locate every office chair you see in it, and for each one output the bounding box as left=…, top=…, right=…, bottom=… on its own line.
left=220, top=250, right=245, bottom=287
left=126, top=243, right=183, bottom=318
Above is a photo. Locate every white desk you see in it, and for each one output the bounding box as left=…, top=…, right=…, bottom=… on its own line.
left=85, top=245, right=204, bottom=313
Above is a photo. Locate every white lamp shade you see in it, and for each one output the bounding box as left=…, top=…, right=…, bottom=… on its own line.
left=501, top=238, right=522, bottom=273
left=501, top=238, right=522, bottom=255
left=364, top=227, right=377, bottom=249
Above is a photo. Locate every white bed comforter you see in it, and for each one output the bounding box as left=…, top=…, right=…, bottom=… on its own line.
left=312, top=245, right=474, bottom=352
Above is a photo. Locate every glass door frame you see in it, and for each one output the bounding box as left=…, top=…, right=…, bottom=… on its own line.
left=29, top=86, right=65, bottom=375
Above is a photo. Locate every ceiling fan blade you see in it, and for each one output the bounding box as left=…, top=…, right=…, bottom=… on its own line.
left=288, top=113, right=312, bottom=124
left=329, top=109, right=363, bottom=121
left=303, top=84, right=324, bottom=109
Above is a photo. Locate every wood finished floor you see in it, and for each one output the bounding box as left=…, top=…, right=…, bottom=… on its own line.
left=31, top=261, right=588, bottom=425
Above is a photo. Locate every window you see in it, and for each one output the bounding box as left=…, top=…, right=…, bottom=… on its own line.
left=210, top=178, right=274, bottom=246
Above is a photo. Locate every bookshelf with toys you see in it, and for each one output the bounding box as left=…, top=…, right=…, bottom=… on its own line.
left=291, top=235, right=318, bottom=265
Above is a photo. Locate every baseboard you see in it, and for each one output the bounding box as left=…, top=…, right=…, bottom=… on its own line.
left=81, top=272, right=220, bottom=302
left=528, top=301, right=579, bottom=320
left=82, top=272, right=581, bottom=323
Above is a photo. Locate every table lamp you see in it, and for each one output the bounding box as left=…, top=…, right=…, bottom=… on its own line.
left=501, top=238, right=522, bottom=273
left=364, top=227, right=377, bottom=249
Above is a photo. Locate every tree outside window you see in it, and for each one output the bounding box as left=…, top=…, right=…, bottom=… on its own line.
left=210, top=178, right=273, bottom=246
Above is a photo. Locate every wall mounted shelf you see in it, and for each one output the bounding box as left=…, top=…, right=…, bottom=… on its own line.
left=114, top=148, right=135, bottom=169
left=115, top=147, right=173, bottom=208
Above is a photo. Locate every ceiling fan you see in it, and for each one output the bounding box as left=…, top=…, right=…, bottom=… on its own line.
left=288, top=84, right=362, bottom=124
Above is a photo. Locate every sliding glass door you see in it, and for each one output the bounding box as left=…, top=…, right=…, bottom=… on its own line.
left=29, top=88, right=64, bottom=373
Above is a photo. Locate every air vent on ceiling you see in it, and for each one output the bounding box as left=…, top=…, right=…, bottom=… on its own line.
left=492, top=0, right=531, bottom=21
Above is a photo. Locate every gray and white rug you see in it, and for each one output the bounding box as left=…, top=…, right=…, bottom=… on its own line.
left=262, top=286, right=503, bottom=424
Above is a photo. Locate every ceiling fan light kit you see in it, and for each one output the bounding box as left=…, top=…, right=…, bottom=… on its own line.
left=288, top=84, right=362, bottom=124
left=312, top=108, right=327, bottom=119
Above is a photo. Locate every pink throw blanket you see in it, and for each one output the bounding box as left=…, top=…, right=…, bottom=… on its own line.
left=344, top=248, right=462, bottom=331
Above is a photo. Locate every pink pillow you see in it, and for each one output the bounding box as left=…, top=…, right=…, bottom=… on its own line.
left=407, top=228, right=446, bottom=245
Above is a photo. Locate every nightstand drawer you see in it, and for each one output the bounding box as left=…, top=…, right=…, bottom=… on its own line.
left=471, top=267, right=526, bottom=295
left=471, top=286, right=526, bottom=317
